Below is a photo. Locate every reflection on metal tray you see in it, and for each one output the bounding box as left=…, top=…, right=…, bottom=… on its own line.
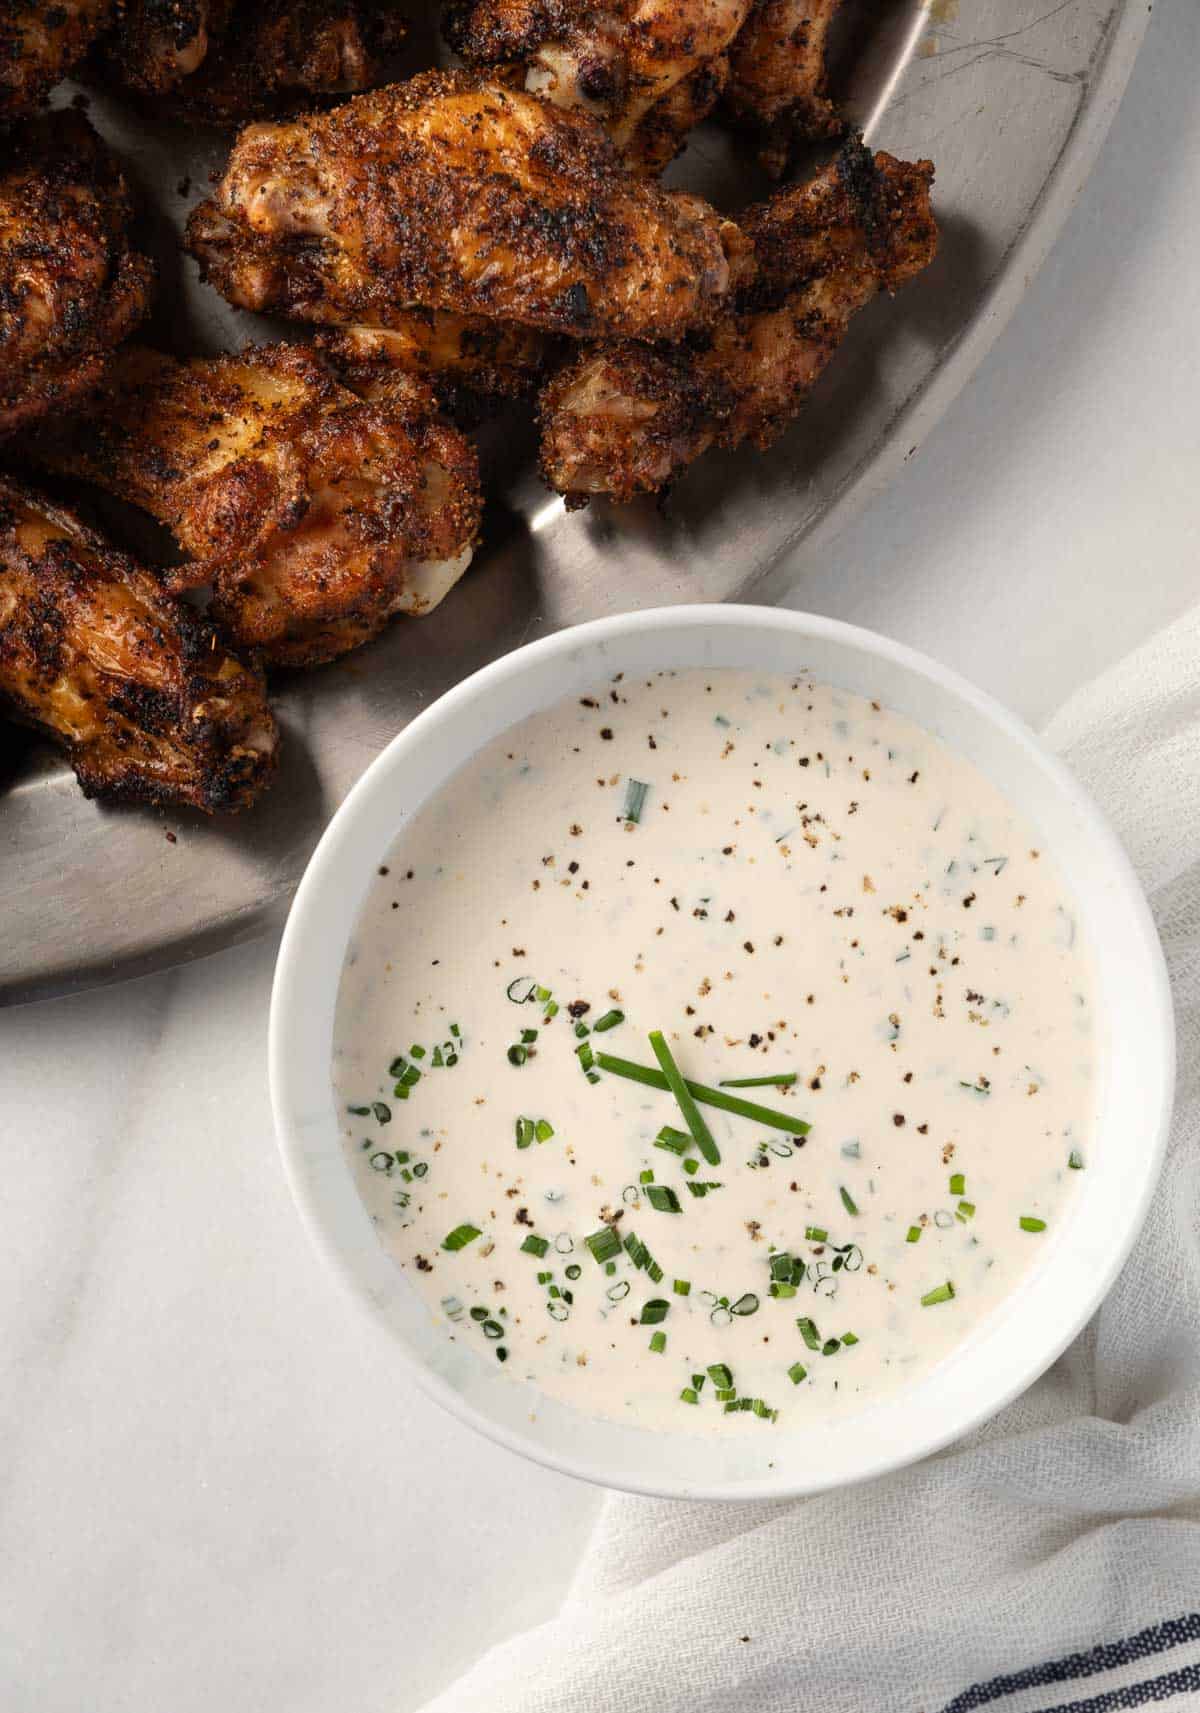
left=0, top=0, right=1148, bottom=1004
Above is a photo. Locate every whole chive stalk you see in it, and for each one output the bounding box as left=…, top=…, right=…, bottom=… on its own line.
left=520, top=1234, right=549, bottom=1258
left=622, top=778, right=650, bottom=823
left=592, top=1009, right=625, bottom=1033
left=1019, top=1215, right=1047, bottom=1232
left=647, top=1031, right=721, bottom=1166
left=596, top=1050, right=810, bottom=1137
left=442, top=1223, right=481, bottom=1251
left=718, top=1072, right=798, bottom=1088
left=921, top=1281, right=956, bottom=1306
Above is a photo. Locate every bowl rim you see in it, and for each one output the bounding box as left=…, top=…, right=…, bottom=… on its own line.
left=269, top=603, right=1174, bottom=1501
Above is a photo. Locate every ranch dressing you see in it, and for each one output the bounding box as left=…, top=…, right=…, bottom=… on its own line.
left=334, top=671, right=1095, bottom=1432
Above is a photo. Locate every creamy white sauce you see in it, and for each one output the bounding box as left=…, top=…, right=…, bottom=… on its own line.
left=334, top=671, right=1095, bottom=1433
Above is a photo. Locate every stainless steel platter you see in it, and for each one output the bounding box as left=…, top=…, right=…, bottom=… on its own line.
left=0, top=0, right=1147, bottom=1004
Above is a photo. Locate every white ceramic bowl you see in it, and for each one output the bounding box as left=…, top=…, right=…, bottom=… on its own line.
left=269, top=605, right=1173, bottom=1501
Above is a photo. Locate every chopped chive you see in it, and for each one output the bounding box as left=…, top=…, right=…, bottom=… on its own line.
left=506, top=977, right=537, bottom=1003
left=410, top=1044, right=427, bottom=1060
left=481, top=1319, right=503, bottom=1339
left=648, top=1330, right=667, bottom=1354
left=805, top=1225, right=828, bottom=1243
left=906, top=1225, right=922, bottom=1244
left=469, top=1305, right=489, bottom=1321
left=638, top=1168, right=654, bottom=1185
left=706, top=1363, right=733, bottom=1389
left=768, top=1282, right=797, bottom=1299
left=842, top=1332, right=859, bottom=1346
left=949, top=1172, right=965, bottom=1195
left=796, top=1317, right=821, bottom=1351
left=622, top=778, right=650, bottom=823
left=680, top=1387, right=699, bottom=1404
left=596, top=1050, right=810, bottom=1137
left=921, top=1281, right=956, bottom=1306
left=1068, top=1149, right=1085, bottom=1170
left=769, top=1253, right=794, bottom=1282
left=576, top=1041, right=595, bottom=1071
left=654, top=1126, right=692, bottom=1157
left=574, top=1020, right=590, bottom=1039
left=520, top=1234, right=550, bottom=1258
left=718, top=1072, right=798, bottom=1088
left=645, top=1185, right=681, bottom=1213
left=683, top=1157, right=700, bottom=1176
left=543, top=999, right=559, bottom=1020
left=821, top=1338, right=841, bottom=1356
left=956, top=1200, right=976, bottom=1221
left=535, top=1118, right=555, bottom=1143
left=606, top=1280, right=630, bottom=1301
left=640, top=1299, right=669, bottom=1325
left=1019, top=1215, right=1047, bottom=1232
left=496, top=1346, right=508, bottom=1362
left=372, top=1102, right=392, bottom=1125
left=431, top=1047, right=444, bottom=1068
left=585, top=1226, right=621, bottom=1263
left=787, top=1362, right=807, bottom=1385
left=730, top=1293, right=759, bottom=1317
left=442, top=1223, right=481, bottom=1251
left=450, top=1023, right=461, bottom=1038
left=507, top=1045, right=528, bottom=1066
left=388, top=1056, right=408, bottom=1078
left=520, top=1027, right=538, bottom=1045
left=536, top=1270, right=552, bottom=1284
left=839, top=1185, right=859, bottom=1217
left=719, top=1391, right=737, bottom=1405
left=673, top=1278, right=691, bottom=1296
left=593, top=1009, right=625, bottom=1033
left=533, top=986, right=551, bottom=1004
left=647, top=1031, right=721, bottom=1166
left=515, top=1117, right=534, bottom=1149
left=690, top=1373, right=705, bottom=1391
left=346, top=1104, right=371, bottom=1116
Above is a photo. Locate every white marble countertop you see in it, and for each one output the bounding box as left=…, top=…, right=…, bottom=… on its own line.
left=3, top=10, right=1198, bottom=1708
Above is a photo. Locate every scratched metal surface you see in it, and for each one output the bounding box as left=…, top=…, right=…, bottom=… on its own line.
left=0, top=0, right=1147, bottom=1005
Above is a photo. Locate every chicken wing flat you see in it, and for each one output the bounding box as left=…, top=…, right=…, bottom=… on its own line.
left=539, top=142, right=937, bottom=504
left=185, top=71, right=744, bottom=343
left=727, top=0, right=845, bottom=175
left=0, top=476, right=277, bottom=811
left=445, top=0, right=751, bottom=174
left=0, top=0, right=113, bottom=126
left=0, top=112, right=153, bottom=440
left=103, top=0, right=407, bottom=121
left=31, top=342, right=483, bottom=668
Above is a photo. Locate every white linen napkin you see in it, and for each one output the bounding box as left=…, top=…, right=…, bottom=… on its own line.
left=421, top=608, right=1200, bottom=1713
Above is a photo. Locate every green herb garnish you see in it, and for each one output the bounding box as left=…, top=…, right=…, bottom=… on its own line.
left=921, top=1281, right=956, bottom=1306
left=1019, top=1215, right=1047, bottom=1232
left=442, top=1223, right=481, bottom=1251
left=596, top=1048, right=810, bottom=1137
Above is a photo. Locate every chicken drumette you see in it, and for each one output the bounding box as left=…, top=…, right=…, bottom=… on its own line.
left=102, top=0, right=408, bottom=123
left=0, top=112, right=153, bottom=441
left=0, top=0, right=113, bottom=126
left=31, top=343, right=483, bottom=667
left=186, top=71, right=745, bottom=347
left=727, top=0, right=845, bottom=175
left=0, top=476, right=277, bottom=811
left=539, top=141, right=937, bottom=504
left=444, top=0, right=752, bottom=174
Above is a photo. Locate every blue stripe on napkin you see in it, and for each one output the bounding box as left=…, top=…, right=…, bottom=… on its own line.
left=942, top=1614, right=1200, bottom=1711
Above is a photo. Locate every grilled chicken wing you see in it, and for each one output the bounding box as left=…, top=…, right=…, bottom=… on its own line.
left=103, top=0, right=407, bottom=121
left=0, top=0, right=113, bottom=126
left=0, top=113, right=153, bottom=441
left=539, top=143, right=937, bottom=504
left=32, top=343, right=483, bottom=667
left=0, top=476, right=277, bottom=811
left=186, top=71, right=745, bottom=343
left=445, top=0, right=751, bottom=174
left=727, top=0, right=845, bottom=175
